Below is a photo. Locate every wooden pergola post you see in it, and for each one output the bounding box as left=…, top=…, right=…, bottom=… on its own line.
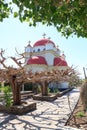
left=9, top=75, right=21, bottom=105
left=41, top=81, right=48, bottom=96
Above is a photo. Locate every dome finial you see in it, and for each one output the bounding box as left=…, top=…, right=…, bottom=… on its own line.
left=27, top=40, right=31, bottom=47
left=28, top=40, right=31, bottom=44
left=42, top=33, right=46, bottom=38
left=61, top=51, right=66, bottom=60
left=48, top=37, right=51, bottom=40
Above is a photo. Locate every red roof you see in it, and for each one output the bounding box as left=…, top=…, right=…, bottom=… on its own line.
left=27, top=56, right=47, bottom=65
left=54, top=57, right=68, bottom=66
left=33, top=39, right=55, bottom=47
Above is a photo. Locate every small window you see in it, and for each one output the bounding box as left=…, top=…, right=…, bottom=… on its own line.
left=33, top=50, right=35, bottom=52
left=43, top=48, right=46, bottom=51
left=38, top=49, right=40, bottom=52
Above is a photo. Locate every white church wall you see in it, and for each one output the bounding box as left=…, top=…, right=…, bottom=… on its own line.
left=24, top=64, right=47, bottom=73
left=38, top=53, right=45, bottom=58
left=25, top=47, right=32, bottom=61
left=25, top=47, right=32, bottom=53
left=25, top=57, right=29, bottom=64
left=57, top=50, right=61, bottom=55
left=55, top=66, right=69, bottom=70
left=52, top=47, right=61, bottom=56
left=45, top=52, right=55, bottom=65
left=32, top=66, right=46, bottom=73
left=52, top=46, right=61, bottom=55
left=24, top=64, right=68, bottom=74
left=46, top=43, right=54, bottom=50
left=53, top=47, right=57, bottom=52
left=25, top=52, right=31, bottom=58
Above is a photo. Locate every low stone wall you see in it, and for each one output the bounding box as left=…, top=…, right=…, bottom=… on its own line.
left=33, top=93, right=57, bottom=101
left=0, top=102, right=36, bottom=115
left=56, top=87, right=74, bottom=97
left=33, top=87, right=74, bottom=101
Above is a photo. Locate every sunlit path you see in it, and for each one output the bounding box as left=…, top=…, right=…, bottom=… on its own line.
left=0, top=89, right=80, bottom=130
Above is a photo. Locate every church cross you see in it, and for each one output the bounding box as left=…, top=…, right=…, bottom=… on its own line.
left=42, top=33, right=46, bottom=38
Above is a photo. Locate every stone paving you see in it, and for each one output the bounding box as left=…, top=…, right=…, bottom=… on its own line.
left=0, top=89, right=80, bottom=130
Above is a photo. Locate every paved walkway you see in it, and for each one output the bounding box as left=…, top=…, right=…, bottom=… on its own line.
left=0, top=89, right=80, bottom=130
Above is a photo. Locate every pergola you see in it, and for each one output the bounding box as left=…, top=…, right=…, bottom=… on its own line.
left=0, top=49, right=78, bottom=105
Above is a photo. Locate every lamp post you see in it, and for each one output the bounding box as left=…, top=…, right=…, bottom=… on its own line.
left=83, top=67, right=86, bottom=79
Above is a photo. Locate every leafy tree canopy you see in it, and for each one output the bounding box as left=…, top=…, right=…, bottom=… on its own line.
left=0, top=0, right=87, bottom=38
left=0, top=0, right=11, bottom=21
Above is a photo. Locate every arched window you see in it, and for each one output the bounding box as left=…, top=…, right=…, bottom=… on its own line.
left=38, top=48, right=40, bottom=52
left=43, top=48, right=46, bottom=51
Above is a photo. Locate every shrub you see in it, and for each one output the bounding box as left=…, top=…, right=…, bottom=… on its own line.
left=76, top=111, right=85, bottom=117
left=0, top=86, right=12, bottom=107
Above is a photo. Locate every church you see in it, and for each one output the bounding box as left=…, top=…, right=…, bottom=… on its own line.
left=24, top=36, right=69, bottom=90
left=24, top=37, right=68, bottom=73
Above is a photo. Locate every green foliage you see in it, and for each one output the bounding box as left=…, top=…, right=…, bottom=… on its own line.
left=53, top=88, right=59, bottom=93
left=14, top=12, right=18, bottom=17
left=48, top=87, right=59, bottom=93
left=0, top=0, right=11, bottom=21
left=48, top=88, right=50, bottom=93
left=0, top=0, right=87, bottom=38
left=76, top=111, right=85, bottom=117
left=0, top=86, right=12, bottom=107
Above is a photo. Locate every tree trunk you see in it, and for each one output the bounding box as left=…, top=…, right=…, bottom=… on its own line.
left=9, top=75, right=21, bottom=105
left=13, top=82, right=21, bottom=105
left=41, top=81, right=48, bottom=96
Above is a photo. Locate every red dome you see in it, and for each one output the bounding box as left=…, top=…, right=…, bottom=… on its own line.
left=54, top=57, right=68, bottom=66
left=27, top=56, right=47, bottom=65
left=33, top=39, right=55, bottom=47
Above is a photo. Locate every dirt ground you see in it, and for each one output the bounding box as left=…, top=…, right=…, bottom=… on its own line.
left=66, top=98, right=87, bottom=130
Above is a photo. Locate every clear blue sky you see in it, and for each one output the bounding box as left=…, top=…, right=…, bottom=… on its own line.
left=0, top=17, right=87, bottom=78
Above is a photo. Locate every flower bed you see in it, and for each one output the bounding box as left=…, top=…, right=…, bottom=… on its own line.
left=33, top=87, right=73, bottom=101
left=0, top=102, right=36, bottom=115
